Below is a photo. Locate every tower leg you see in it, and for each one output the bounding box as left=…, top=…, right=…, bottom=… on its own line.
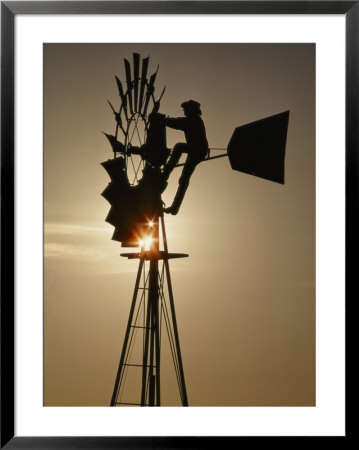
left=140, top=277, right=152, bottom=406
left=154, top=286, right=161, bottom=406
left=160, top=215, right=188, bottom=406
left=141, top=219, right=161, bottom=406
left=163, top=258, right=188, bottom=406
left=110, top=258, right=144, bottom=406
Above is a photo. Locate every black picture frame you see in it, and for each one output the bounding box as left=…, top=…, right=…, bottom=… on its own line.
left=1, top=1, right=356, bottom=448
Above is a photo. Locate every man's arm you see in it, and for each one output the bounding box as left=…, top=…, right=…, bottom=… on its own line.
left=165, top=117, right=187, bottom=131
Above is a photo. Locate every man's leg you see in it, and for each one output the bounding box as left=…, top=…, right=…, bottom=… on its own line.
left=162, top=143, right=187, bottom=179
left=165, top=158, right=197, bottom=215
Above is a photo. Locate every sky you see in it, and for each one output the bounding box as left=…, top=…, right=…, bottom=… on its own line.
left=44, top=43, right=315, bottom=407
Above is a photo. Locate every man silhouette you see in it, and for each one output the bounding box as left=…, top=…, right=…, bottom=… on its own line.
left=162, top=100, right=209, bottom=215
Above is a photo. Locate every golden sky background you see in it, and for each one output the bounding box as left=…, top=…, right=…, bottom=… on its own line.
left=44, top=43, right=315, bottom=406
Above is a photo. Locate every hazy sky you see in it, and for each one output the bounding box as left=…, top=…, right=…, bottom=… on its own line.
left=44, top=43, right=315, bottom=406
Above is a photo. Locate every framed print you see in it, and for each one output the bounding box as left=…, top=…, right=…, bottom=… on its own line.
left=1, top=1, right=356, bottom=448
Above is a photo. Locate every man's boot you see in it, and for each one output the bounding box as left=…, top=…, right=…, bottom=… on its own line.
left=164, top=181, right=189, bottom=215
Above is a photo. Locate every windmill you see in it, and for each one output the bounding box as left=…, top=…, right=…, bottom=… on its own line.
left=101, top=53, right=289, bottom=406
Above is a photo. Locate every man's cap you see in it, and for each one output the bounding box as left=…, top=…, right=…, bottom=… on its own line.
left=181, top=100, right=201, bottom=110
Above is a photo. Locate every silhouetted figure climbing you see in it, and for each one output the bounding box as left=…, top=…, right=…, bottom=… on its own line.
left=162, top=100, right=209, bottom=215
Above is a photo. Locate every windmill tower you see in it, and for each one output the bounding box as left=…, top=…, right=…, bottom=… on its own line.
left=102, top=54, right=189, bottom=406
left=101, top=53, right=289, bottom=406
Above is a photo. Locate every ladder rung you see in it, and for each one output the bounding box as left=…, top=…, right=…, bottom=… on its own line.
left=123, top=363, right=157, bottom=368
left=114, top=401, right=141, bottom=406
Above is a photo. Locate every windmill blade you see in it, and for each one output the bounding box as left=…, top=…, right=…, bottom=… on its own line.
left=107, top=99, right=116, bottom=114
left=142, top=66, right=158, bottom=117
left=101, top=157, right=128, bottom=181
left=107, top=100, right=124, bottom=132
left=133, top=53, right=140, bottom=112
left=151, top=86, right=166, bottom=114
left=101, top=158, right=135, bottom=245
left=157, top=86, right=166, bottom=102
left=101, top=159, right=164, bottom=247
left=108, top=100, right=126, bottom=137
left=124, top=58, right=133, bottom=114
left=103, top=132, right=126, bottom=154
left=227, top=110, right=289, bottom=184
left=139, top=56, right=149, bottom=113
left=115, top=76, right=128, bottom=121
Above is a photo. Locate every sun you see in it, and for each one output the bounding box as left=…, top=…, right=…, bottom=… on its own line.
left=138, top=235, right=153, bottom=250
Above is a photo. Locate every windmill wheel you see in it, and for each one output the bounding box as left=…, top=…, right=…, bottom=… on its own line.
left=105, top=53, right=165, bottom=186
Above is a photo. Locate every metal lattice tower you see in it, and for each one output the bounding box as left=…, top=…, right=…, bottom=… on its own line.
left=110, top=214, right=188, bottom=406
